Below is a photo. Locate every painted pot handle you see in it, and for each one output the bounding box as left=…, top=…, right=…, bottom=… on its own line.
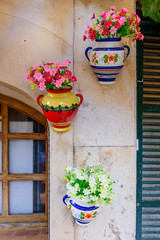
left=76, top=94, right=83, bottom=106
left=123, top=45, right=130, bottom=59
left=37, top=95, right=44, bottom=108
left=63, top=195, right=70, bottom=205
left=85, top=47, right=92, bottom=61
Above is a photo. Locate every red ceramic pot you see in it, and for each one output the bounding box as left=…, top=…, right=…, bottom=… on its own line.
left=37, top=86, right=83, bottom=132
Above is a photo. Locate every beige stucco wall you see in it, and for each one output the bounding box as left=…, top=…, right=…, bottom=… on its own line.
left=0, top=0, right=137, bottom=240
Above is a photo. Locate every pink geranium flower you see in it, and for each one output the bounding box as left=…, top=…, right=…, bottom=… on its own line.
left=85, top=23, right=90, bottom=29
left=84, top=30, right=88, bottom=35
left=33, top=71, right=43, bottom=80
left=118, top=17, right=126, bottom=25
left=38, top=78, right=45, bottom=84
left=105, top=12, right=111, bottom=19
left=55, top=81, right=62, bottom=88
left=44, top=65, right=50, bottom=72
left=63, top=60, right=71, bottom=66
left=99, top=28, right=103, bottom=35
left=32, top=65, right=38, bottom=70
left=36, top=63, right=43, bottom=67
left=49, top=68, right=57, bottom=76
left=96, top=24, right=101, bottom=31
left=55, top=62, right=63, bottom=69
left=132, top=10, right=136, bottom=16
left=24, top=74, right=29, bottom=81
left=39, top=83, right=46, bottom=91
left=59, top=77, right=65, bottom=83
left=110, top=26, right=117, bottom=35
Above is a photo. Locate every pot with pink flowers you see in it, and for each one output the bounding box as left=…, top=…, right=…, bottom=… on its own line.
left=83, top=6, right=144, bottom=84
left=25, top=60, right=83, bottom=132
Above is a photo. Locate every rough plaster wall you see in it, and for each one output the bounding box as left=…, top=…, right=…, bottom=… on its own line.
left=73, top=0, right=137, bottom=240
left=0, top=0, right=73, bottom=107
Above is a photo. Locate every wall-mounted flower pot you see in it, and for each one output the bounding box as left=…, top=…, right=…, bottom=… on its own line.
left=37, top=85, right=83, bottom=132
left=85, top=38, right=130, bottom=84
left=63, top=195, right=101, bottom=226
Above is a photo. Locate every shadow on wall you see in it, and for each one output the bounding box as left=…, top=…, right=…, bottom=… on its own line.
left=0, top=81, right=40, bottom=112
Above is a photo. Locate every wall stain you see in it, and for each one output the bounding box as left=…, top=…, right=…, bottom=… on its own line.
left=121, top=207, right=127, bottom=215
left=109, top=223, right=121, bottom=240
left=100, top=150, right=113, bottom=171
left=125, top=195, right=133, bottom=201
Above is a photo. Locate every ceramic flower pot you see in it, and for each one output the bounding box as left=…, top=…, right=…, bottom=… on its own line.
left=63, top=195, right=101, bottom=226
left=37, top=85, right=83, bottom=132
left=85, top=38, right=130, bottom=84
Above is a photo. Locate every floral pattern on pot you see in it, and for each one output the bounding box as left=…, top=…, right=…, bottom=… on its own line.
left=79, top=211, right=98, bottom=220
left=85, top=38, right=130, bottom=84
left=99, top=53, right=124, bottom=64
left=63, top=195, right=101, bottom=226
left=91, top=53, right=99, bottom=65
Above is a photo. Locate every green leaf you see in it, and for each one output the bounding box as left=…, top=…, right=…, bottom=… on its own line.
left=80, top=212, right=85, bottom=216
left=114, top=54, right=118, bottom=63
left=80, top=216, right=85, bottom=219
left=142, top=0, right=160, bottom=23
left=93, top=211, right=97, bottom=215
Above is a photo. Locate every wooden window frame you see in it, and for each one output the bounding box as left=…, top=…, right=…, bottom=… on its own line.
left=0, top=94, right=48, bottom=223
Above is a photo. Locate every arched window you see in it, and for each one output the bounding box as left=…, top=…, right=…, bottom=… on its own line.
left=0, top=94, right=48, bottom=235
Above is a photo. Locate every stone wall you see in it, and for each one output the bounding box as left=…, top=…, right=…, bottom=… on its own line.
left=73, top=1, right=136, bottom=239
left=0, top=0, right=137, bottom=239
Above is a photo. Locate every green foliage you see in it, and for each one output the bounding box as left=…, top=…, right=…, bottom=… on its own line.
left=63, top=165, right=115, bottom=206
left=80, top=212, right=85, bottom=216
left=104, top=55, right=108, bottom=63
left=114, top=54, right=118, bottom=63
left=142, top=0, right=160, bottom=23
left=118, top=25, right=129, bottom=37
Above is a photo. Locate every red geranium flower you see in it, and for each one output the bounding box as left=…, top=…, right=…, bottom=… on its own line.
left=109, top=55, right=114, bottom=61
left=85, top=213, right=92, bottom=219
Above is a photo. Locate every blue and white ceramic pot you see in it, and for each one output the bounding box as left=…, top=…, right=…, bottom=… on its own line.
left=85, top=38, right=130, bottom=84
left=63, top=195, right=101, bottom=225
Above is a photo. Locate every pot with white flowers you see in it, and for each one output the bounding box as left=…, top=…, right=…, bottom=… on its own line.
left=83, top=6, right=144, bottom=84
left=63, top=165, right=115, bottom=226
left=25, top=60, right=83, bottom=132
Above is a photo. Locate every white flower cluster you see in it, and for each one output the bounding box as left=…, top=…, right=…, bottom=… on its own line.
left=64, top=165, right=115, bottom=206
